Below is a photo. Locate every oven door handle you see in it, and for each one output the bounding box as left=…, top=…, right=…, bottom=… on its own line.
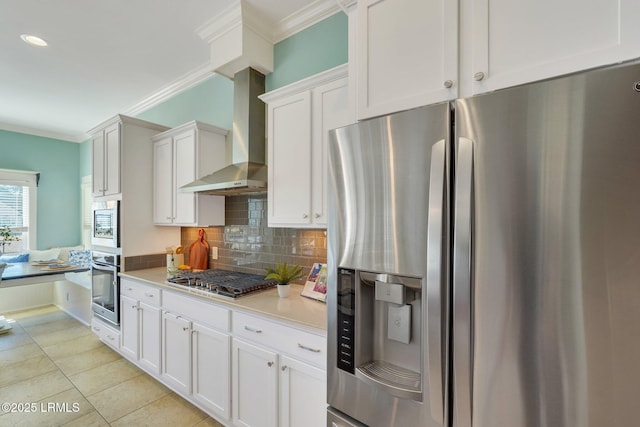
left=91, top=263, right=115, bottom=272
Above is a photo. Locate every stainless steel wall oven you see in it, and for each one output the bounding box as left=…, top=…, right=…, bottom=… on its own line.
left=91, top=251, right=120, bottom=327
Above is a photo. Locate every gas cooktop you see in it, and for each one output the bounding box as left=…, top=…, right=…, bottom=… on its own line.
left=166, top=269, right=277, bottom=299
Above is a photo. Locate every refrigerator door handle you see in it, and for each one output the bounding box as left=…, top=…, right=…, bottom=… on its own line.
left=453, top=137, right=474, bottom=427
left=426, top=138, right=446, bottom=425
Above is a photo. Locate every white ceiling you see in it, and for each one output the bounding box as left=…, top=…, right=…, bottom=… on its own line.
left=0, top=0, right=340, bottom=142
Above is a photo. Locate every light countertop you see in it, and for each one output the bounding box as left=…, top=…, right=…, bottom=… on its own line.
left=119, top=267, right=327, bottom=334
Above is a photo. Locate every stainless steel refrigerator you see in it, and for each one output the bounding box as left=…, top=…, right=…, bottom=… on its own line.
left=326, top=61, right=640, bottom=427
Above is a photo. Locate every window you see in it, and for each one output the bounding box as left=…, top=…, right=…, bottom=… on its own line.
left=0, top=169, right=37, bottom=254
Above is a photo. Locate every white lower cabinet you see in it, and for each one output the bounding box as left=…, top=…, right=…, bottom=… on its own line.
left=192, top=322, right=231, bottom=420
left=161, top=311, right=191, bottom=394
left=119, top=282, right=161, bottom=375
left=120, top=294, right=139, bottom=360
left=111, top=280, right=326, bottom=427
left=232, top=338, right=279, bottom=427
left=91, top=318, right=120, bottom=350
left=279, top=355, right=326, bottom=427
left=161, top=291, right=232, bottom=422
left=232, top=311, right=327, bottom=427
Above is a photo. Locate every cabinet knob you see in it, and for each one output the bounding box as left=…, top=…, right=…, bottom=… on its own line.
left=474, top=72, right=486, bottom=81
left=443, top=80, right=454, bottom=88
left=281, top=365, right=288, bottom=371
left=314, top=213, right=321, bottom=219
left=303, top=213, right=309, bottom=219
left=267, top=361, right=274, bottom=368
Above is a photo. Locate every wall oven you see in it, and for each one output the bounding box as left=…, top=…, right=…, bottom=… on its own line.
left=91, top=251, right=120, bottom=327
left=91, top=200, right=120, bottom=249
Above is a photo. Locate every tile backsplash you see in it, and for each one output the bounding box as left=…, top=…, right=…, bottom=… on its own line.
left=180, top=194, right=327, bottom=284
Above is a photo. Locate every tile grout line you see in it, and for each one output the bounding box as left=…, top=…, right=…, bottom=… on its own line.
left=15, top=313, right=111, bottom=426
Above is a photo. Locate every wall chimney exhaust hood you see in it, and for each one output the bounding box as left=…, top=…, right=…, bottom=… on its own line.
left=180, top=67, right=267, bottom=195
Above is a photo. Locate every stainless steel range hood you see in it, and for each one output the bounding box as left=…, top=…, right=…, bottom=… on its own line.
left=181, top=67, right=267, bottom=195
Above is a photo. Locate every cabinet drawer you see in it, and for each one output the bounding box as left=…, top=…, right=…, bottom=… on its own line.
left=233, top=311, right=326, bottom=368
left=162, top=290, right=230, bottom=332
left=121, top=278, right=161, bottom=307
left=91, top=318, right=120, bottom=349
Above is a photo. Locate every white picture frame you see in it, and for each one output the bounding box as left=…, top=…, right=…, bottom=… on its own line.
left=301, top=263, right=327, bottom=302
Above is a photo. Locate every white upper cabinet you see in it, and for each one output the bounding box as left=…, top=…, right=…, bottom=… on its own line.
left=89, top=115, right=179, bottom=257
left=351, top=0, right=640, bottom=118
left=355, top=0, right=458, bottom=120
left=260, top=65, right=354, bottom=228
left=92, top=122, right=121, bottom=197
left=465, top=0, right=640, bottom=95
left=152, top=121, right=227, bottom=227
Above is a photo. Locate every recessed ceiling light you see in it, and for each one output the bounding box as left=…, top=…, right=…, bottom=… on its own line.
left=20, top=34, right=48, bottom=47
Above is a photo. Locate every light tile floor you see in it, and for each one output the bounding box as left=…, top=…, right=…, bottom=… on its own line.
left=0, top=305, right=224, bottom=427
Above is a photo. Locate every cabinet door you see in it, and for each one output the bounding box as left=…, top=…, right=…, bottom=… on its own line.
left=311, top=78, right=352, bottom=227
left=173, top=130, right=197, bottom=225
left=232, top=338, right=278, bottom=427
left=161, top=311, right=192, bottom=395
left=139, top=302, right=161, bottom=375
left=153, top=137, right=174, bottom=225
left=192, top=322, right=231, bottom=421
left=279, top=356, right=327, bottom=427
left=357, top=0, right=458, bottom=119
left=468, top=0, right=640, bottom=94
left=92, top=131, right=105, bottom=196
left=103, top=122, right=121, bottom=196
left=120, top=295, right=139, bottom=361
left=267, top=91, right=312, bottom=226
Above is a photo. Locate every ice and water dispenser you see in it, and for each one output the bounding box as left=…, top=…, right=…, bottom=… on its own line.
left=337, top=268, right=423, bottom=401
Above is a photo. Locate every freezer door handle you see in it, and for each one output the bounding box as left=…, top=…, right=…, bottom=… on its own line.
left=453, top=137, right=474, bottom=427
left=426, top=138, right=446, bottom=424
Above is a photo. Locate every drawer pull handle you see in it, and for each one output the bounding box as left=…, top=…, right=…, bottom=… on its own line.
left=281, top=365, right=288, bottom=371
left=144, top=292, right=154, bottom=297
left=182, top=327, right=189, bottom=332
left=127, top=287, right=133, bottom=291
left=244, top=326, right=263, bottom=334
left=298, top=343, right=321, bottom=353
left=93, top=326, right=101, bottom=332
left=107, top=335, right=115, bottom=341
left=267, top=361, right=274, bottom=367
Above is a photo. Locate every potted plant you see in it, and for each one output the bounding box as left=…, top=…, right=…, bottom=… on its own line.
left=265, top=262, right=305, bottom=298
left=0, top=225, right=20, bottom=255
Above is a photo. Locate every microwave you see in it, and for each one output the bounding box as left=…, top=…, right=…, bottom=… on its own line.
left=92, top=200, right=120, bottom=249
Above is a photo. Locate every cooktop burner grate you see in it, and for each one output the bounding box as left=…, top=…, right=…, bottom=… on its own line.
left=166, top=269, right=277, bottom=298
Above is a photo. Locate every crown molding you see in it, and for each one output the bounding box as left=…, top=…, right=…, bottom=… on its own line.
left=196, top=0, right=275, bottom=44
left=75, top=1, right=349, bottom=142
left=260, top=63, right=348, bottom=103
left=0, top=121, right=81, bottom=143
left=273, top=0, right=344, bottom=43
left=124, top=62, right=217, bottom=118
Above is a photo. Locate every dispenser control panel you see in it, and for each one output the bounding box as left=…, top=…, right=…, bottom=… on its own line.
left=337, top=268, right=356, bottom=373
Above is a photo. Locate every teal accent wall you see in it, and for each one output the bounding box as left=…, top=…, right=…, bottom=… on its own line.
left=136, top=74, right=234, bottom=130
left=134, top=12, right=348, bottom=127
left=266, top=12, right=348, bottom=91
left=79, top=138, right=92, bottom=177
left=0, top=130, right=81, bottom=249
